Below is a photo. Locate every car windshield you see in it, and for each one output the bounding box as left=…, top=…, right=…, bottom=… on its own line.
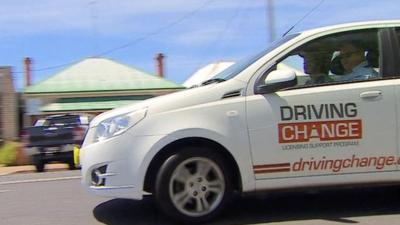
left=211, top=33, right=299, bottom=81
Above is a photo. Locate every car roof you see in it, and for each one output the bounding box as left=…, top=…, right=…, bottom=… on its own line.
left=299, top=20, right=400, bottom=37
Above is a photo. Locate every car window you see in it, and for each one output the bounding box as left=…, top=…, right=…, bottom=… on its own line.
left=267, top=29, right=381, bottom=88
left=79, top=116, right=89, bottom=125
left=34, top=119, right=46, bottom=126
left=46, top=116, right=80, bottom=126
left=211, top=33, right=299, bottom=81
left=374, top=28, right=400, bottom=77
left=397, top=28, right=400, bottom=43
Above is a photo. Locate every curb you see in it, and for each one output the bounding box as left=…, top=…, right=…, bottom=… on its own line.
left=0, top=163, right=69, bottom=176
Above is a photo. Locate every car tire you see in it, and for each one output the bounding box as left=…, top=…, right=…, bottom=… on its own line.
left=68, top=159, right=76, bottom=170
left=65, top=151, right=76, bottom=170
left=33, top=156, right=45, bottom=172
left=155, top=147, right=233, bottom=224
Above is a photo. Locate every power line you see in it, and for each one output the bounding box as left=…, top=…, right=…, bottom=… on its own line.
left=97, top=0, right=216, bottom=56
left=193, top=0, right=247, bottom=70
left=14, top=0, right=217, bottom=74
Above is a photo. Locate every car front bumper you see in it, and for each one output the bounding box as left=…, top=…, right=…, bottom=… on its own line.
left=80, top=129, right=166, bottom=200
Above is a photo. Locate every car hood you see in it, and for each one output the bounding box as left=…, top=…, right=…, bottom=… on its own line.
left=89, top=79, right=246, bottom=127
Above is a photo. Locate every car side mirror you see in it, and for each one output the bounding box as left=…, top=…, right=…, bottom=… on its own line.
left=255, top=70, right=297, bottom=94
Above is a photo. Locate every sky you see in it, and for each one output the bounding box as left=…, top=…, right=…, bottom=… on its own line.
left=0, top=0, right=399, bottom=91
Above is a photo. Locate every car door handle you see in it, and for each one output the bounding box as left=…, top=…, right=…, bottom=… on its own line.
left=360, top=91, right=382, bottom=99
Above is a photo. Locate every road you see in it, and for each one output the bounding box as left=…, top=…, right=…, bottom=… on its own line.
left=1, top=170, right=400, bottom=225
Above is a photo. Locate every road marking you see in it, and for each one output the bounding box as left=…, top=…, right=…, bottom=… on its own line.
left=0, top=176, right=81, bottom=185
left=0, top=189, right=12, bottom=193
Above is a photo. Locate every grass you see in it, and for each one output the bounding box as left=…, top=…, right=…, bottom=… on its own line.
left=0, top=141, right=18, bottom=166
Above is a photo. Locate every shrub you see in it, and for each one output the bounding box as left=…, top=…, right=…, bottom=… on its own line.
left=0, top=141, right=18, bottom=166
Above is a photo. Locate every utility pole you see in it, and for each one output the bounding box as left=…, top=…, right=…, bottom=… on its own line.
left=266, top=0, right=276, bottom=43
left=89, top=0, right=99, bottom=55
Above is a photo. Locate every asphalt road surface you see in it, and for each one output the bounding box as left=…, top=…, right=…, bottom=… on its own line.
left=1, top=170, right=400, bottom=225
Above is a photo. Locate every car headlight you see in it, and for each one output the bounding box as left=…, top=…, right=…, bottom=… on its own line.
left=94, top=108, right=147, bottom=143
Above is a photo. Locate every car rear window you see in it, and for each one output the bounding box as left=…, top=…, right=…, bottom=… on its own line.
left=46, top=116, right=80, bottom=126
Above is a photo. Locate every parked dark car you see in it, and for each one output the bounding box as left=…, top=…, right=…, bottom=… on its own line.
left=23, top=114, right=90, bottom=172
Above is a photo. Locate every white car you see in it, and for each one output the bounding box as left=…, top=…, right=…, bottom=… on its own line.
left=80, top=20, right=400, bottom=223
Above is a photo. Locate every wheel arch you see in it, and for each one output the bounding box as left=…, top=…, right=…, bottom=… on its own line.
left=143, top=137, right=242, bottom=194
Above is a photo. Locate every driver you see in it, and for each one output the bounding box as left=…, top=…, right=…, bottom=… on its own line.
left=339, top=41, right=379, bottom=81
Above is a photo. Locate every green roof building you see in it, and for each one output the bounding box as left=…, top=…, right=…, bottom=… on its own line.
left=23, top=57, right=184, bottom=125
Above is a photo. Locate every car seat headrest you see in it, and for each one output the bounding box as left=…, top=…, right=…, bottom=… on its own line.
left=366, top=50, right=379, bottom=68
left=329, top=56, right=345, bottom=75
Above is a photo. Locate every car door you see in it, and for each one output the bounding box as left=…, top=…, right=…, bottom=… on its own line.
left=387, top=27, right=400, bottom=160
left=246, top=28, right=399, bottom=189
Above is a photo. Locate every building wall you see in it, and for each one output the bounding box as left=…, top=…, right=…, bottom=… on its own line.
left=0, top=71, right=3, bottom=139
left=0, top=67, right=18, bottom=140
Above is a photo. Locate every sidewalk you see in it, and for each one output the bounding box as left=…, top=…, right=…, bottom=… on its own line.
left=0, top=163, right=69, bottom=176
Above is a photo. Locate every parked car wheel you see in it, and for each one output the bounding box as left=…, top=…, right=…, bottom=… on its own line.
left=33, top=155, right=45, bottom=172
left=155, top=147, right=233, bottom=223
left=66, top=151, right=76, bottom=170
left=67, top=159, right=76, bottom=170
